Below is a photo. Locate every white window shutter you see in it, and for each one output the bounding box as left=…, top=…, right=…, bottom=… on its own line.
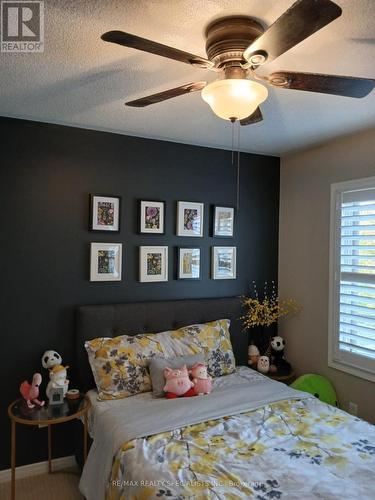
left=329, top=177, right=375, bottom=382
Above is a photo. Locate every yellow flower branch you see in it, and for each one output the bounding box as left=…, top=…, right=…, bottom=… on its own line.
left=241, top=281, right=300, bottom=329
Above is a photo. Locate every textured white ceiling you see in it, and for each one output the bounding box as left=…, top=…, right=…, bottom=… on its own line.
left=1, top=0, right=375, bottom=155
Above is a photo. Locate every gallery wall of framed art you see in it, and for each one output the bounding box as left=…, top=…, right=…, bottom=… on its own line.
left=8, top=118, right=278, bottom=300
left=88, top=196, right=239, bottom=283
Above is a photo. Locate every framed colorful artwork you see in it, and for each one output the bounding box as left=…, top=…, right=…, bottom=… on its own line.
left=90, top=243, right=122, bottom=281
left=177, top=201, right=204, bottom=237
left=139, top=246, right=168, bottom=282
left=212, top=246, right=236, bottom=280
left=177, top=247, right=201, bottom=280
left=139, top=200, right=165, bottom=234
left=90, top=194, right=121, bottom=232
left=213, top=206, right=235, bottom=237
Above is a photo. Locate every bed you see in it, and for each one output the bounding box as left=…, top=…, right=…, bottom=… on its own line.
left=75, top=297, right=375, bottom=500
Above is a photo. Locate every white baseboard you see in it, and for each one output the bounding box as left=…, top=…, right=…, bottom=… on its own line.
left=0, top=455, right=77, bottom=483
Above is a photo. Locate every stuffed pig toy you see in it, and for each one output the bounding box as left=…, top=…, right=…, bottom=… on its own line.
left=190, top=363, right=212, bottom=396
left=163, top=365, right=195, bottom=399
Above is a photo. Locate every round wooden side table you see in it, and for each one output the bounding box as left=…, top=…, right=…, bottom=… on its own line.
left=8, top=394, right=91, bottom=500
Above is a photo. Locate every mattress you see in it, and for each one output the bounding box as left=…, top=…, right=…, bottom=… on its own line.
left=80, top=367, right=375, bottom=499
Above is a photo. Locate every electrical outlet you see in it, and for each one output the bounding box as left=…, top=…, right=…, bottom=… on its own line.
left=348, top=401, right=358, bottom=416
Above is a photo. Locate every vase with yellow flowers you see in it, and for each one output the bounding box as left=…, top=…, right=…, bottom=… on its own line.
left=241, top=281, right=299, bottom=370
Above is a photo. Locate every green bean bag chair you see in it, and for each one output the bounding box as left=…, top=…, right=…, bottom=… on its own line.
left=291, top=374, right=339, bottom=407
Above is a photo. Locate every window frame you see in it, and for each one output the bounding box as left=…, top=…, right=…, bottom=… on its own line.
left=328, top=176, right=375, bottom=383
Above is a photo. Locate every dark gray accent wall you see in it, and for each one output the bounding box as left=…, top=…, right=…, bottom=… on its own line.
left=0, top=116, right=279, bottom=470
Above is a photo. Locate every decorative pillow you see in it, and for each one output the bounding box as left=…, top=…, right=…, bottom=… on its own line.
left=149, top=353, right=205, bottom=398
left=156, top=319, right=236, bottom=378
left=85, top=333, right=164, bottom=400
left=85, top=319, right=235, bottom=400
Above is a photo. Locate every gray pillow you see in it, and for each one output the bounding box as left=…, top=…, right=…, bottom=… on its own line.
left=149, top=353, right=205, bottom=398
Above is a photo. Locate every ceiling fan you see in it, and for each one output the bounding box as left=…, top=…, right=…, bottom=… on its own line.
left=101, top=0, right=375, bottom=125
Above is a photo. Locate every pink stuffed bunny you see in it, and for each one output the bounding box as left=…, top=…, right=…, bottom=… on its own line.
left=163, top=365, right=195, bottom=399
left=190, top=363, right=212, bottom=396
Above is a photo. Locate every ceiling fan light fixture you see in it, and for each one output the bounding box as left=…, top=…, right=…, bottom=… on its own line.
left=201, top=79, right=268, bottom=121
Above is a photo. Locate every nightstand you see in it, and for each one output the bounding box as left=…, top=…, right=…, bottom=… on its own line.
left=7, top=394, right=91, bottom=500
left=266, top=370, right=296, bottom=385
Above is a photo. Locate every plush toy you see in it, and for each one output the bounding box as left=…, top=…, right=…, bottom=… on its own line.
left=248, top=344, right=260, bottom=367
left=190, top=363, right=212, bottom=396
left=20, top=373, right=45, bottom=409
left=257, top=356, right=270, bottom=374
left=46, top=365, right=70, bottom=401
left=163, top=365, right=195, bottom=399
left=270, top=336, right=291, bottom=375
left=41, top=350, right=62, bottom=370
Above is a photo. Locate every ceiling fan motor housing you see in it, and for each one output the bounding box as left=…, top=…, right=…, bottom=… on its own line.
left=205, top=16, right=264, bottom=68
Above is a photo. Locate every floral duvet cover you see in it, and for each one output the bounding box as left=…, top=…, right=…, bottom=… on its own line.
left=107, top=397, right=375, bottom=500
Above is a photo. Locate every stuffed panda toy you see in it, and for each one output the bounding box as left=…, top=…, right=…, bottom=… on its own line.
left=42, top=350, right=62, bottom=370
left=270, top=336, right=291, bottom=375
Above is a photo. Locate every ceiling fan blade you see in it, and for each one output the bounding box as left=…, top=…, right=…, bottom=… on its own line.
left=267, top=71, right=375, bottom=97
left=126, top=82, right=207, bottom=107
left=101, top=31, right=214, bottom=69
left=240, top=107, right=263, bottom=126
left=243, top=0, right=342, bottom=65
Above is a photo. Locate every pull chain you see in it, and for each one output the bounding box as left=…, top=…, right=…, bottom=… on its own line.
left=236, top=121, right=241, bottom=213
left=231, top=119, right=235, bottom=165
left=230, top=119, right=240, bottom=213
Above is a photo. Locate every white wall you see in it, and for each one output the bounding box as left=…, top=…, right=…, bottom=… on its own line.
left=279, top=128, right=375, bottom=424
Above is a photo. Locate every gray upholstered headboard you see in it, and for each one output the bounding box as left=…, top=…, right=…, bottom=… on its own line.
left=75, top=296, right=246, bottom=392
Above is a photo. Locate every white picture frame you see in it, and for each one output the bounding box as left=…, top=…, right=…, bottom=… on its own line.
left=139, top=200, right=165, bottom=234
left=212, top=246, right=237, bottom=280
left=139, top=246, right=168, bottom=282
left=90, top=243, right=122, bottom=281
left=213, top=206, right=235, bottom=237
left=90, top=195, right=121, bottom=232
left=177, top=201, right=204, bottom=237
left=178, top=247, right=201, bottom=280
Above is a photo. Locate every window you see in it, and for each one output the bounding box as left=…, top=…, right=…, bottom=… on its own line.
left=329, top=176, right=375, bottom=382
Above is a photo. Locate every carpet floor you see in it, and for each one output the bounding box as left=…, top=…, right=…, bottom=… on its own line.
left=0, top=469, right=84, bottom=500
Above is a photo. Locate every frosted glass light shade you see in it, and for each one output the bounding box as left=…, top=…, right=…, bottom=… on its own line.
left=201, top=79, right=268, bottom=121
